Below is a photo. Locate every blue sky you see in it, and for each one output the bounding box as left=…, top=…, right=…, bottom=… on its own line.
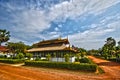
left=0, top=0, right=120, bottom=50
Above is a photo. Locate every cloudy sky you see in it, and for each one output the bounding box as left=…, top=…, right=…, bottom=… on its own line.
left=0, top=0, right=120, bottom=50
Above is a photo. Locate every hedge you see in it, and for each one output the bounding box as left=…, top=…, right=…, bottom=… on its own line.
left=0, top=59, right=24, bottom=64
left=79, top=57, right=93, bottom=64
left=25, top=61, right=97, bottom=72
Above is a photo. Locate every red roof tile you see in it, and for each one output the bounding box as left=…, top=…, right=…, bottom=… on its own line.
left=0, top=46, right=8, bottom=52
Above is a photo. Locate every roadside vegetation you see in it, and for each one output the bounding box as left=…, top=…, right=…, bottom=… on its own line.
left=88, top=37, right=120, bottom=63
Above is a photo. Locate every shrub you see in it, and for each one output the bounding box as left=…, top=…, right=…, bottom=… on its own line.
left=64, top=54, right=69, bottom=62
left=0, top=59, right=24, bottom=64
left=0, top=55, right=5, bottom=58
left=79, top=57, right=93, bottom=64
left=35, top=56, right=41, bottom=61
left=75, top=53, right=80, bottom=62
left=26, top=53, right=33, bottom=60
left=46, top=54, right=51, bottom=61
left=81, top=52, right=86, bottom=57
left=15, top=53, right=24, bottom=59
left=40, top=59, right=48, bottom=61
left=102, top=53, right=108, bottom=59
left=25, top=61, right=97, bottom=72
left=18, top=53, right=24, bottom=59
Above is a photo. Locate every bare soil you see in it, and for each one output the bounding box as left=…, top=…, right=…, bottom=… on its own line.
left=0, top=56, right=120, bottom=80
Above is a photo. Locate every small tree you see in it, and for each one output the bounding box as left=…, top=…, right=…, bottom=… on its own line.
left=16, top=53, right=24, bottom=59
left=35, top=55, right=40, bottom=61
left=76, top=53, right=80, bottom=62
left=64, top=54, right=69, bottom=62
left=26, top=53, right=33, bottom=60
left=53, top=53, right=56, bottom=57
left=46, top=54, right=51, bottom=61
left=81, top=52, right=86, bottom=58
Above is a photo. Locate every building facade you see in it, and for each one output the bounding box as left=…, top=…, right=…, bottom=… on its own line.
left=27, top=38, right=78, bottom=62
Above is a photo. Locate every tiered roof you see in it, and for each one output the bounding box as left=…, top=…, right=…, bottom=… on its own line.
left=27, top=38, right=78, bottom=52
left=33, top=38, right=69, bottom=47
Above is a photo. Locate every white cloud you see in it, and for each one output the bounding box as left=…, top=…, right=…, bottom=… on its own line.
left=7, top=0, right=120, bottom=33
left=48, top=0, right=120, bottom=20
left=1, top=0, right=120, bottom=48
left=69, top=19, right=120, bottom=49
left=54, top=27, right=59, bottom=31
left=11, top=10, right=50, bottom=33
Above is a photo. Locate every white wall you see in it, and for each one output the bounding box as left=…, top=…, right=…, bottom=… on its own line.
left=51, top=57, right=75, bottom=62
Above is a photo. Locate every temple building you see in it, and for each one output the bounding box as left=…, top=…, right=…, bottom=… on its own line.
left=27, top=38, right=78, bottom=62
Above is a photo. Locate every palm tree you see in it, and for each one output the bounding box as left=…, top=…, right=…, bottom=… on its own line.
left=0, top=29, right=10, bottom=46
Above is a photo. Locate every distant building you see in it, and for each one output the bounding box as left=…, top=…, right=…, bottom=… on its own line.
left=0, top=46, right=9, bottom=53
left=27, top=38, right=78, bottom=62
left=0, top=46, right=10, bottom=57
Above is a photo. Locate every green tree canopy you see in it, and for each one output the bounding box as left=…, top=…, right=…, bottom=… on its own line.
left=0, top=29, right=10, bottom=45
left=78, top=48, right=87, bottom=53
left=6, top=42, right=30, bottom=53
left=101, top=37, right=116, bottom=59
left=26, top=53, right=33, bottom=60
left=105, top=37, right=116, bottom=49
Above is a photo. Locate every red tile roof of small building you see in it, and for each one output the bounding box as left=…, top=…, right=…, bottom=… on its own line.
left=0, top=46, right=8, bottom=52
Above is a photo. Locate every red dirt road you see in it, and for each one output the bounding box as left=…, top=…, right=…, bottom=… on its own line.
left=0, top=56, right=120, bottom=80
left=88, top=56, right=120, bottom=79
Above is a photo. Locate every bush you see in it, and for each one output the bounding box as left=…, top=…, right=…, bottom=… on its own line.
left=0, top=55, right=5, bottom=58
left=0, top=59, right=24, bottom=64
left=46, top=54, right=51, bottom=61
left=26, top=53, right=33, bottom=60
left=64, top=54, right=69, bottom=62
left=18, top=53, right=24, bottom=59
left=75, top=53, right=80, bottom=62
left=15, top=53, right=24, bottom=59
left=25, top=61, right=97, bottom=72
left=40, top=59, right=48, bottom=61
left=35, top=56, right=41, bottom=61
left=79, top=57, right=93, bottom=64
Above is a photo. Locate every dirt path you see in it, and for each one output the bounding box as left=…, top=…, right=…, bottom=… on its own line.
left=88, top=56, right=120, bottom=79
left=0, top=56, right=120, bottom=80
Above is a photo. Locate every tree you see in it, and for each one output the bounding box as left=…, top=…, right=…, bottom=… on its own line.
left=26, top=53, right=33, bottom=60
left=116, top=41, right=120, bottom=50
left=81, top=52, right=86, bottom=57
left=88, top=49, right=99, bottom=55
left=105, top=37, right=116, bottom=49
left=78, top=48, right=87, bottom=53
left=6, top=42, right=29, bottom=53
left=0, top=29, right=10, bottom=45
left=64, top=54, right=69, bottom=62
left=15, top=53, right=24, bottom=59
left=118, top=41, right=120, bottom=47
left=101, top=37, right=116, bottom=59
left=76, top=53, right=80, bottom=62
left=46, top=54, right=51, bottom=61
